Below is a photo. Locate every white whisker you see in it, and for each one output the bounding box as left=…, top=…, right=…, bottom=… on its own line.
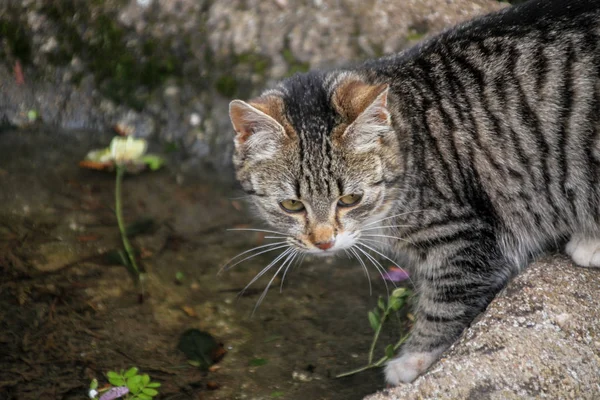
left=227, top=228, right=290, bottom=236
left=363, top=209, right=432, bottom=227
left=253, top=250, right=297, bottom=314
left=357, top=241, right=416, bottom=288
left=361, top=234, right=416, bottom=246
left=355, top=246, right=394, bottom=295
left=264, top=235, right=289, bottom=239
left=359, top=224, right=413, bottom=232
left=349, top=247, right=372, bottom=296
left=279, top=251, right=299, bottom=293
left=220, top=243, right=290, bottom=274
left=240, top=248, right=293, bottom=297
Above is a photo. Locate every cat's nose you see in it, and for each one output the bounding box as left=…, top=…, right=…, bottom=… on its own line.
left=315, top=240, right=335, bottom=250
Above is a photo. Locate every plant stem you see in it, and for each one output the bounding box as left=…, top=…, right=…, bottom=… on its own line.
left=115, top=165, right=140, bottom=279
left=368, top=309, right=388, bottom=364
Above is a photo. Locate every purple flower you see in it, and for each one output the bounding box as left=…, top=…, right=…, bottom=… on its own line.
left=99, top=387, right=129, bottom=400
left=383, top=267, right=409, bottom=282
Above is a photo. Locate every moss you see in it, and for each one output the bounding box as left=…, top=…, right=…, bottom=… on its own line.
left=406, top=31, right=426, bottom=42
left=0, top=17, right=32, bottom=64
left=215, top=75, right=239, bottom=97
left=281, top=48, right=310, bottom=77
left=40, top=0, right=184, bottom=110
left=235, top=52, right=270, bottom=77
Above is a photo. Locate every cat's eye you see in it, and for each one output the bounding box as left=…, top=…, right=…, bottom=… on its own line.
left=338, top=194, right=362, bottom=207
left=280, top=199, right=305, bottom=213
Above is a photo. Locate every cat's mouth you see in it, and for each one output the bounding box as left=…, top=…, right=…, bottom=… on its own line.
left=302, top=231, right=357, bottom=256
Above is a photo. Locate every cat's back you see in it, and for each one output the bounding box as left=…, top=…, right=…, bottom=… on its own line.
left=365, top=0, right=600, bottom=76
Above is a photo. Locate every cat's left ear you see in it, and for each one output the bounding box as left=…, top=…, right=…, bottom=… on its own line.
left=335, top=83, right=392, bottom=152
left=229, top=98, right=289, bottom=161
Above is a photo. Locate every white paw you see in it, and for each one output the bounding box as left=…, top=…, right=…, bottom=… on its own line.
left=384, top=349, right=443, bottom=385
left=565, top=236, right=600, bottom=267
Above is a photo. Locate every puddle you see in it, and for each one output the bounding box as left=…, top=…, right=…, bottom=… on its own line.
left=0, top=128, right=408, bottom=399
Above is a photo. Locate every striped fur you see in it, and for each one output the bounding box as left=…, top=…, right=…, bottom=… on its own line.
left=229, top=0, right=600, bottom=384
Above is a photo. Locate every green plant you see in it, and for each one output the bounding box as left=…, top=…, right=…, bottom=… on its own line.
left=336, top=287, right=412, bottom=378
left=89, top=367, right=161, bottom=400
left=80, top=136, right=165, bottom=294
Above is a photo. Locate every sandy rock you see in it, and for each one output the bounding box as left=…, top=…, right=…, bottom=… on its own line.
left=365, top=257, right=600, bottom=400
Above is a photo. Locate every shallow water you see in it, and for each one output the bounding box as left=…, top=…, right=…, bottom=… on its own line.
left=0, top=128, right=408, bottom=399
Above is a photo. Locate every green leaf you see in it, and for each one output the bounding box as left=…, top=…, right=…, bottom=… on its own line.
left=385, top=344, right=395, bottom=359
left=368, top=311, right=380, bottom=331
left=146, top=382, right=161, bottom=388
left=136, top=394, right=152, bottom=400
left=377, top=297, right=385, bottom=311
left=271, top=391, right=285, bottom=398
left=391, top=287, right=407, bottom=298
left=127, top=375, right=143, bottom=393
left=249, top=358, right=268, bottom=367
left=124, top=367, right=139, bottom=378
left=141, top=374, right=150, bottom=386
left=90, top=379, right=98, bottom=389
left=389, top=297, right=404, bottom=312
left=142, top=388, right=159, bottom=396
left=141, top=154, right=165, bottom=171
left=107, top=371, right=125, bottom=386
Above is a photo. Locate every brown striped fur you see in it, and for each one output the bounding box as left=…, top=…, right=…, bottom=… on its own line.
left=228, top=0, right=600, bottom=385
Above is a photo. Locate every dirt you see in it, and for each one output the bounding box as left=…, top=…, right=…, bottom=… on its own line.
left=0, top=127, right=408, bottom=400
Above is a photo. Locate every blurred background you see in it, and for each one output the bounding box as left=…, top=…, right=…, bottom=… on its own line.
left=0, top=0, right=514, bottom=170
left=0, top=1, right=519, bottom=399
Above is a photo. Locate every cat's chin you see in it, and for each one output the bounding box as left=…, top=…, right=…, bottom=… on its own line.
left=304, top=248, right=341, bottom=257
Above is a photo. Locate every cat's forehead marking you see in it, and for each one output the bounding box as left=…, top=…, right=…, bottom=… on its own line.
left=271, top=72, right=341, bottom=199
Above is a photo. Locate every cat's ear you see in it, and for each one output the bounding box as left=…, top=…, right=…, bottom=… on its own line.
left=336, top=84, right=392, bottom=152
left=333, top=80, right=389, bottom=123
left=229, top=98, right=288, bottom=160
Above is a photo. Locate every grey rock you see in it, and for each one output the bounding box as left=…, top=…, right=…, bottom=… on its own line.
left=0, top=0, right=505, bottom=167
left=365, top=257, right=600, bottom=400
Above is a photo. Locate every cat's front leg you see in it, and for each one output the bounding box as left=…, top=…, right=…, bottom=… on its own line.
left=385, top=239, right=512, bottom=385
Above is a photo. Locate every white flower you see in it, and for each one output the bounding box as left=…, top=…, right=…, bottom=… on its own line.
left=109, top=136, right=148, bottom=164
left=88, top=388, right=98, bottom=399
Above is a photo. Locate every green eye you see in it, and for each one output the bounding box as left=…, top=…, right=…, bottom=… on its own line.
left=338, top=194, right=362, bottom=207
left=280, top=199, right=305, bottom=212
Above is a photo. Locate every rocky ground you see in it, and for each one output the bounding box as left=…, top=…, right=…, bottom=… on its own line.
left=366, top=257, right=600, bottom=399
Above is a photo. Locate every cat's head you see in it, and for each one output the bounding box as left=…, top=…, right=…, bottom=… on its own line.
left=229, top=72, right=403, bottom=255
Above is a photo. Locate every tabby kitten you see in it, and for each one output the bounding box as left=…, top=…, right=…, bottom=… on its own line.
left=228, top=0, right=600, bottom=385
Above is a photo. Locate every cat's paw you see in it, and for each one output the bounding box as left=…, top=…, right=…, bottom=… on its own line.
left=565, top=236, right=600, bottom=267
left=384, top=349, right=443, bottom=385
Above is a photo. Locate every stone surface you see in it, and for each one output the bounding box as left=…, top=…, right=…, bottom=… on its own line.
left=0, top=0, right=506, bottom=168
left=365, top=256, right=600, bottom=400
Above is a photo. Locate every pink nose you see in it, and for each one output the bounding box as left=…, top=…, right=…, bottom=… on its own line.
left=315, top=240, right=335, bottom=250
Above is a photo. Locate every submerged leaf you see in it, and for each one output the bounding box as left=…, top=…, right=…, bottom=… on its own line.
left=249, top=358, right=268, bottom=366
left=177, top=329, right=225, bottom=370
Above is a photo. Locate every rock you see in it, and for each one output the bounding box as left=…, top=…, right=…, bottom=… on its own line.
left=0, top=0, right=506, bottom=168
left=365, top=257, right=600, bottom=400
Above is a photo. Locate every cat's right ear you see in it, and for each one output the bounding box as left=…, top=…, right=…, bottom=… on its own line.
left=229, top=99, right=287, bottom=160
